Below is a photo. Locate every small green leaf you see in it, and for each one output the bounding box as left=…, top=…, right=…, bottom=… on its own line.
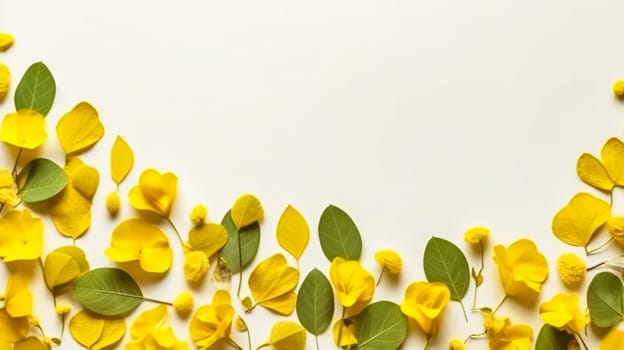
left=423, top=237, right=470, bottom=301
left=587, top=271, right=624, bottom=328
left=14, top=62, right=56, bottom=116
left=355, top=301, right=407, bottom=350
left=535, top=324, right=573, bottom=350
left=72, top=268, right=143, bottom=316
left=318, top=204, right=362, bottom=261
left=18, top=158, right=67, bottom=203
left=219, top=210, right=260, bottom=273
left=296, top=268, right=334, bottom=335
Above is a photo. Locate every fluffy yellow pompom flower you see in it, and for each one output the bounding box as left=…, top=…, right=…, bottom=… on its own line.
left=173, top=291, right=195, bottom=315
left=450, top=338, right=467, bottom=350
left=333, top=319, right=357, bottom=347
left=190, top=290, right=235, bottom=349
left=614, top=80, right=624, bottom=97
left=0, top=33, right=13, bottom=51
left=105, top=191, right=121, bottom=215
left=0, top=63, right=10, bottom=100
left=329, top=257, right=375, bottom=316
left=374, top=249, right=402, bottom=274
left=464, top=226, right=490, bottom=244
left=0, top=209, right=44, bottom=262
left=54, top=303, right=71, bottom=315
left=0, top=109, right=47, bottom=150
left=128, top=168, right=177, bottom=217
left=0, top=169, right=18, bottom=206
left=184, top=250, right=209, bottom=282
left=556, top=253, right=585, bottom=285
left=190, top=204, right=207, bottom=225
left=539, top=293, right=589, bottom=335
left=492, top=239, right=549, bottom=297
left=400, top=281, right=450, bottom=336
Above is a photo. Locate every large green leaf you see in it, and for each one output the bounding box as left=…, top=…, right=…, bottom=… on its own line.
left=587, top=271, right=624, bottom=328
left=318, top=205, right=362, bottom=261
left=72, top=268, right=143, bottom=316
left=14, top=62, right=56, bottom=116
left=535, top=324, right=573, bottom=350
left=296, top=268, right=334, bottom=335
left=17, top=158, right=67, bottom=203
left=219, top=210, right=260, bottom=273
left=423, top=237, right=469, bottom=301
left=355, top=301, right=407, bottom=350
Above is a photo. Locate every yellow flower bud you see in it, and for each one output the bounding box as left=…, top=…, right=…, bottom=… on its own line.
left=556, top=253, right=585, bottom=286
left=106, top=191, right=121, bottom=215
left=450, top=338, right=467, bottom=350
left=184, top=250, right=209, bottom=282
left=464, top=226, right=490, bottom=244
left=0, top=63, right=10, bottom=101
left=614, top=80, right=624, bottom=97
left=190, top=204, right=207, bottom=225
left=0, top=33, right=13, bottom=51
left=172, top=291, right=194, bottom=315
left=55, top=303, right=71, bottom=315
left=374, top=249, right=402, bottom=274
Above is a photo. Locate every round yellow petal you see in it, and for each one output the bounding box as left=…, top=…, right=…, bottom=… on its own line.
left=0, top=63, right=10, bottom=100
left=0, top=109, right=47, bottom=149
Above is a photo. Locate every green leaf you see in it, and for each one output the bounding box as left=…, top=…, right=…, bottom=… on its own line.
left=296, top=268, right=334, bottom=335
left=219, top=210, right=260, bottom=273
left=355, top=301, right=407, bottom=350
left=72, top=268, right=143, bottom=316
left=535, top=324, right=573, bottom=350
left=587, top=271, right=624, bottom=328
left=318, top=204, right=362, bottom=261
left=17, top=158, right=67, bottom=203
left=14, top=62, right=56, bottom=116
left=423, top=237, right=469, bottom=301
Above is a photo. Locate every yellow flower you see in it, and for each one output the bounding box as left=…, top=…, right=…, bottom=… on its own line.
left=0, top=209, right=44, bottom=261
left=4, top=272, right=32, bottom=318
left=374, top=249, right=402, bottom=274
left=607, top=216, right=624, bottom=246
left=601, top=328, right=624, bottom=349
left=614, top=80, right=624, bottom=97
left=492, top=239, right=549, bottom=297
left=54, top=303, right=71, bottom=316
left=332, top=319, right=357, bottom=347
left=400, top=281, right=450, bottom=336
left=556, top=253, right=585, bottom=285
left=464, top=226, right=490, bottom=244
left=105, top=218, right=173, bottom=273
left=105, top=191, right=120, bottom=215
left=0, top=63, right=10, bottom=100
left=329, top=257, right=375, bottom=316
left=128, top=168, right=177, bottom=217
left=190, top=290, right=235, bottom=349
left=539, top=293, right=589, bottom=334
left=481, top=308, right=507, bottom=335
left=173, top=291, right=195, bottom=315
left=190, top=204, right=207, bottom=226
left=449, top=338, right=467, bottom=350
left=127, top=304, right=187, bottom=350
left=0, top=109, right=47, bottom=150
left=0, top=308, right=29, bottom=344
left=184, top=250, right=209, bottom=282
left=0, top=33, right=13, bottom=51
left=0, top=169, right=18, bottom=206
left=488, top=318, right=533, bottom=350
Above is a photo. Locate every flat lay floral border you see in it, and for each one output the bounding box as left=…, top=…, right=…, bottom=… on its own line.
left=3, top=32, right=624, bottom=350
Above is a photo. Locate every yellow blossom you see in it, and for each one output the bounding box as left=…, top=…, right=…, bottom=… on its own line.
left=539, top=293, right=589, bottom=334
left=105, top=191, right=120, bottom=216
left=0, top=169, right=18, bottom=206
left=127, top=304, right=187, bottom=350
left=332, top=319, right=357, bottom=347
left=173, top=291, right=194, bottom=315
left=0, top=209, right=44, bottom=261
left=128, top=168, right=177, bottom=218
left=190, top=290, right=235, bottom=349
left=492, top=239, right=549, bottom=297
left=601, top=328, right=624, bottom=349
left=190, top=204, right=207, bottom=226
left=4, top=272, right=32, bottom=318
left=607, top=216, right=624, bottom=246
left=0, top=63, right=9, bottom=100
left=329, top=257, right=375, bottom=316
left=0, top=109, right=47, bottom=150
left=556, top=253, right=585, bottom=285
left=0, top=33, right=13, bottom=51
left=481, top=308, right=507, bottom=335
left=488, top=318, right=533, bottom=350
left=614, top=80, right=624, bottom=97
left=54, top=303, right=71, bottom=315
left=400, top=281, right=450, bottom=336
left=449, top=338, right=467, bottom=350
left=184, top=250, right=209, bottom=282
left=374, top=249, right=402, bottom=274
left=464, top=226, right=490, bottom=244
left=0, top=308, right=29, bottom=344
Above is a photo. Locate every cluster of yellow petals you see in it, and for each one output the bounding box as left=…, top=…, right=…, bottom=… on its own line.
left=492, top=239, right=549, bottom=297
left=539, top=293, right=589, bottom=335
left=329, top=257, right=375, bottom=317
left=0, top=169, right=18, bottom=206
left=127, top=305, right=187, bottom=350
left=189, top=290, right=235, bottom=349
left=481, top=309, right=533, bottom=350
left=332, top=319, right=357, bottom=348
left=0, top=209, right=44, bottom=262
left=129, top=168, right=178, bottom=218
left=400, top=281, right=450, bottom=336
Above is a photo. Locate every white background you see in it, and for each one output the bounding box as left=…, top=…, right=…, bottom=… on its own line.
left=1, top=1, right=624, bottom=349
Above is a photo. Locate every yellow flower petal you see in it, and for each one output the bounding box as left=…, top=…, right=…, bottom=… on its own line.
left=276, top=205, right=310, bottom=261
left=0, top=209, right=44, bottom=261
left=552, top=192, right=610, bottom=247
left=330, top=257, right=375, bottom=314
left=4, top=272, right=32, bottom=318
left=577, top=153, right=614, bottom=191
left=488, top=319, right=533, bottom=350
left=400, top=281, right=450, bottom=336
left=56, top=102, right=105, bottom=155
left=333, top=319, right=358, bottom=347
left=601, top=328, right=624, bottom=349
left=539, top=293, right=588, bottom=334
left=130, top=304, right=167, bottom=340
left=602, top=137, right=624, bottom=186
left=231, top=193, right=264, bottom=229
left=110, top=135, right=133, bottom=185
left=0, top=109, right=47, bottom=149
left=69, top=309, right=126, bottom=349
left=0, top=309, right=29, bottom=343
left=374, top=249, right=403, bottom=274
left=128, top=168, right=177, bottom=217
left=0, top=33, right=14, bottom=51
left=43, top=250, right=81, bottom=290
left=190, top=290, right=234, bottom=349
left=492, top=239, right=549, bottom=296
left=0, top=168, right=19, bottom=206
left=248, top=253, right=299, bottom=315
left=0, top=63, right=10, bottom=100
left=267, top=321, right=306, bottom=350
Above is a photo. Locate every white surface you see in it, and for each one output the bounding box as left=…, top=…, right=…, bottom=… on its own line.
left=1, top=1, right=624, bottom=349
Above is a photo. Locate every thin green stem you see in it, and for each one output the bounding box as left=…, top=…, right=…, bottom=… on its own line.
left=167, top=218, right=185, bottom=247
left=493, top=295, right=507, bottom=314
left=376, top=267, right=385, bottom=286
left=337, top=308, right=346, bottom=349
left=423, top=336, right=432, bottom=350
left=576, top=333, right=589, bottom=350
left=226, top=337, right=244, bottom=350
left=472, top=241, right=485, bottom=310
left=11, top=148, right=23, bottom=176
left=237, top=229, right=243, bottom=299
left=142, top=296, right=173, bottom=306
left=315, top=336, right=320, bottom=350
left=610, top=190, right=614, bottom=208
left=585, top=237, right=614, bottom=255
left=459, top=300, right=468, bottom=322
left=587, top=261, right=605, bottom=272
